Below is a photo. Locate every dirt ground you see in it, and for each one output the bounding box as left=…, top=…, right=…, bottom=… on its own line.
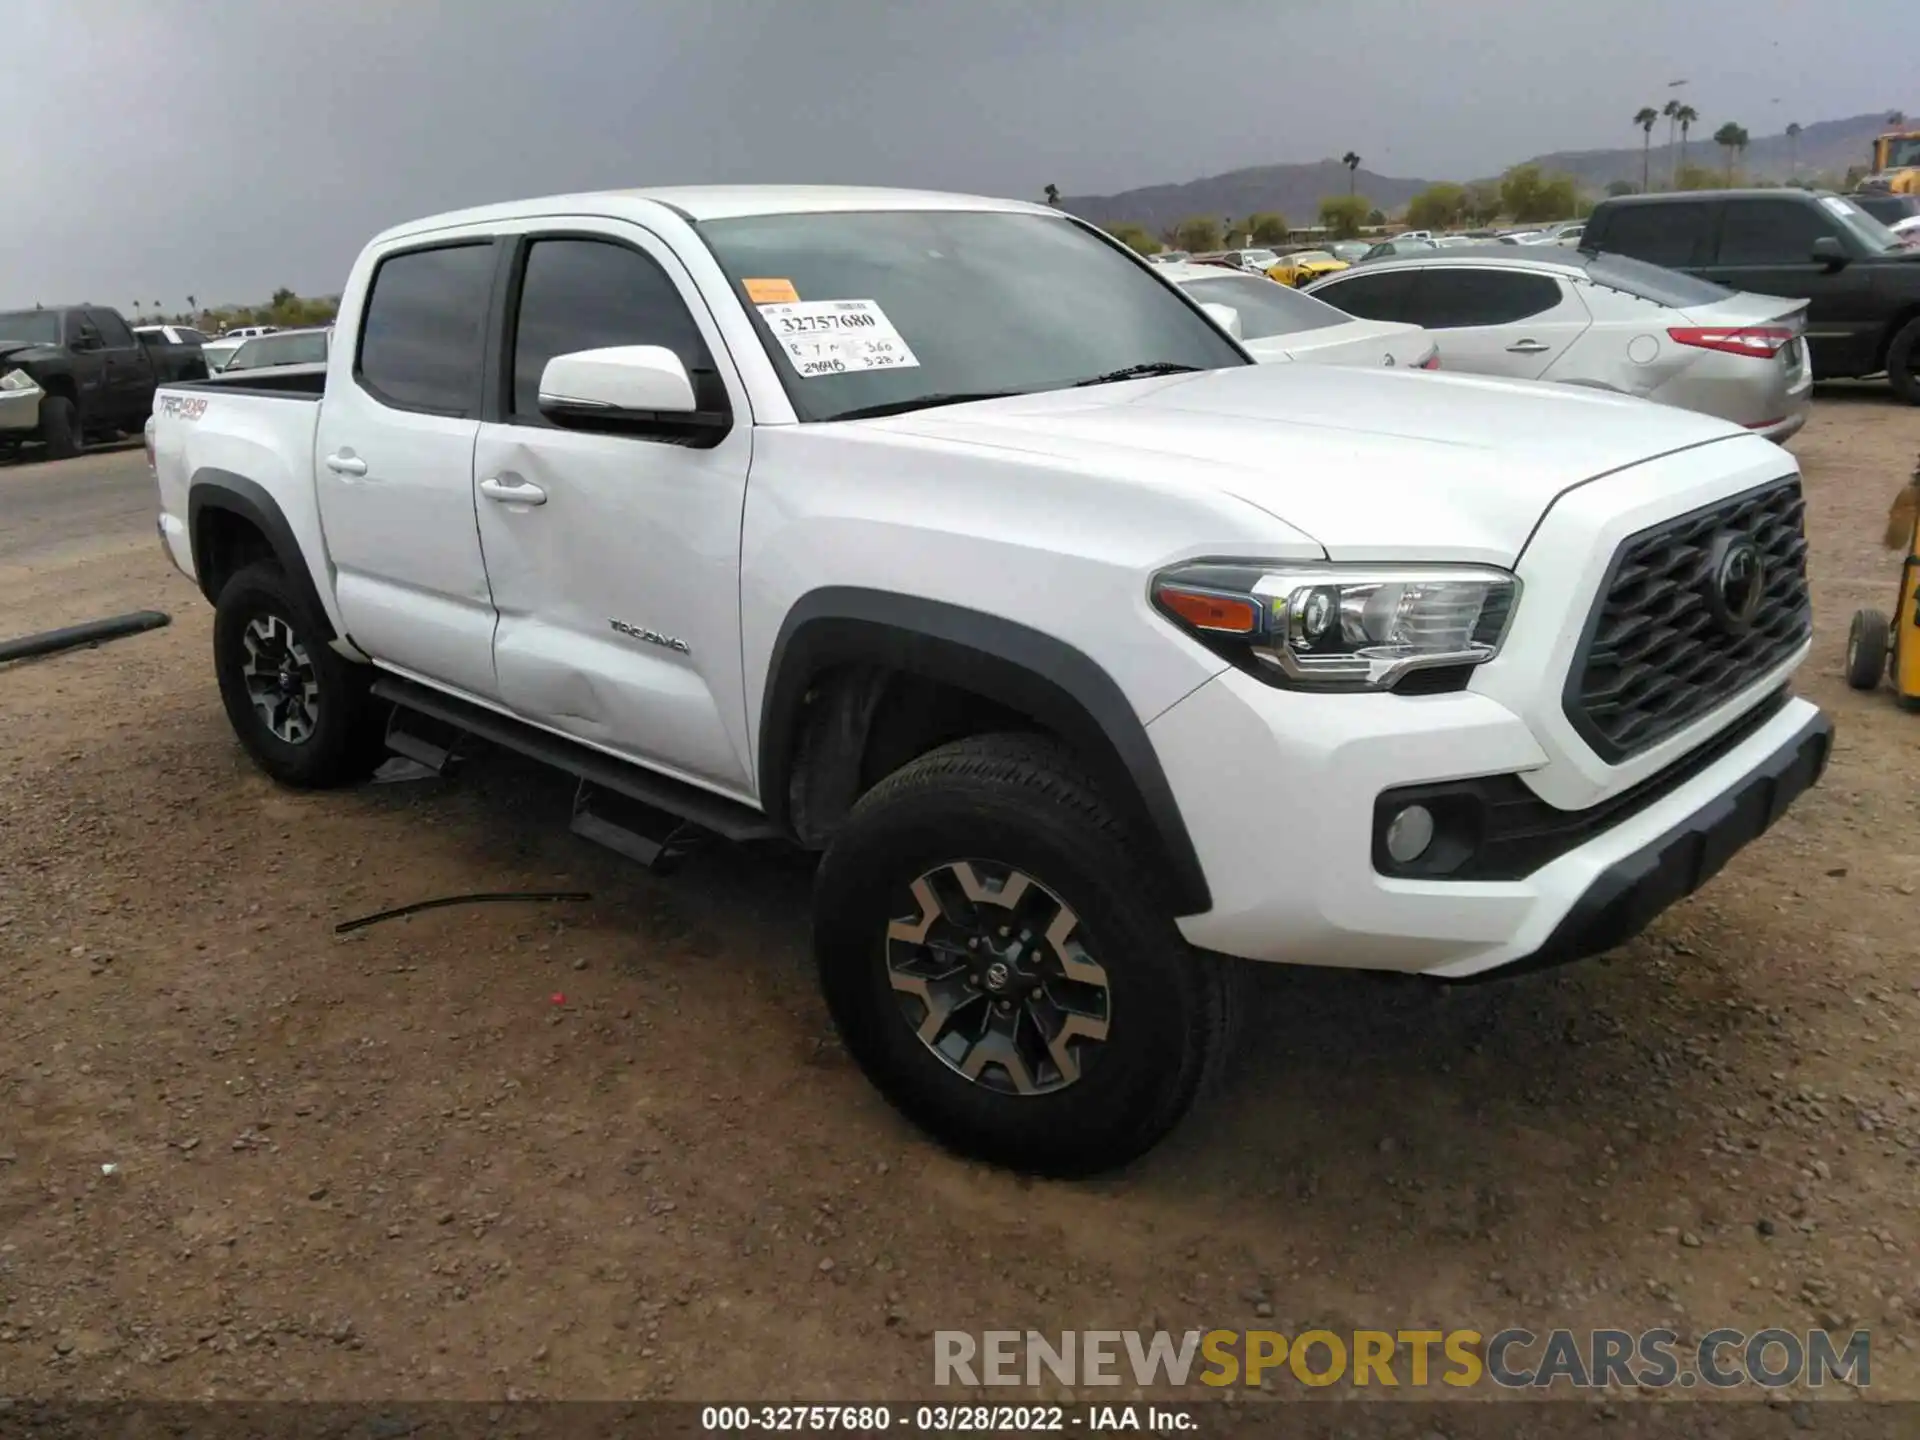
left=2, top=396, right=1918, bottom=1410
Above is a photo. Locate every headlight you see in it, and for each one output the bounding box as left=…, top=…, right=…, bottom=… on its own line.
left=0, top=368, right=38, bottom=392
left=1152, top=562, right=1518, bottom=692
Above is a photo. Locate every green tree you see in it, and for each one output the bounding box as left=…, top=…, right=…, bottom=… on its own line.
left=1785, top=121, right=1802, bottom=178
left=1246, top=211, right=1290, bottom=245
left=1174, top=215, right=1223, bottom=252
left=1318, top=195, right=1369, bottom=239
left=1463, top=181, right=1503, bottom=226
left=1499, top=164, right=1581, bottom=223
left=1043, top=183, right=1061, bottom=207
left=1634, top=106, right=1660, bottom=193
left=1713, top=122, right=1745, bottom=182
left=1341, top=151, right=1362, bottom=195
left=1365, top=208, right=1387, bottom=228
left=1105, top=222, right=1159, bottom=255
left=1404, top=182, right=1468, bottom=232
left=1605, top=178, right=1639, bottom=198
left=1673, top=163, right=1722, bottom=192
left=1675, top=104, right=1698, bottom=179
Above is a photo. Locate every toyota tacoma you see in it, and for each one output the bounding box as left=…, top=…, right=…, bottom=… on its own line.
left=147, top=186, right=1829, bottom=1173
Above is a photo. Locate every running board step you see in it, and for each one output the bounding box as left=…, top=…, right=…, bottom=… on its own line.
left=569, top=780, right=704, bottom=875
left=383, top=708, right=461, bottom=774
left=368, top=675, right=780, bottom=844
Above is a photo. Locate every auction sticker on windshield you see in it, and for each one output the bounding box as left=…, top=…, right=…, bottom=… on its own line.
left=757, top=299, right=920, bottom=377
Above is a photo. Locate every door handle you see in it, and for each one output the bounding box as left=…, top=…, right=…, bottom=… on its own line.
left=1505, top=339, right=1551, bottom=354
left=324, top=453, right=368, bottom=477
left=479, top=475, right=547, bottom=506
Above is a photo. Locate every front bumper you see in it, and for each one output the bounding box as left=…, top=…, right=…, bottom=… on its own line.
left=0, top=383, right=43, bottom=434
left=1150, top=667, right=1827, bottom=978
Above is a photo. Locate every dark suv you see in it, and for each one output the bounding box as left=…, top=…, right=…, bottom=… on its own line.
left=1582, top=188, right=1920, bottom=403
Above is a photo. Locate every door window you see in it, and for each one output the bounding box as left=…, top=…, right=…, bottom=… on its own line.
left=1310, top=269, right=1417, bottom=321
left=86, top=309, right=137, bottom=348
left=356, top=241, right=496, bottom=415
left=508, top=237, right=715, bottom=421
left=1411, top=270, right=1562, bottom=328
left=1592, top=202, right=1719, bottom=267
left=1713, top=202, right=1834, bottom=266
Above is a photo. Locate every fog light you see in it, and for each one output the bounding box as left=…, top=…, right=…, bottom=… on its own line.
left=1384, top=804, right=1435, bottom=864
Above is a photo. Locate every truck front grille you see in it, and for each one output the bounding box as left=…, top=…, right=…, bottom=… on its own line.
left=1565, top=477, right=1810, bottom=764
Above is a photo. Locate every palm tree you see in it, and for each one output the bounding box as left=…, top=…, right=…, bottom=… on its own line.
left=1043, top=183, right=1060, bottom=207
left=1714, top=122, right=1743, bottom=182
left=1732, top=125, right=1750, bottom=182
left=1676, top=104, right=1699, bottom=180
left=1634, top=106, right=1660, bottom=191
left=1785, top=122, right=1802, bottom=177
left=1342, top=151, right=1361, bottom=195
left=1663, top=98, right=1681, bottom=184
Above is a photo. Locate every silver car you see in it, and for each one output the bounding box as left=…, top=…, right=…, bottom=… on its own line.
left=1156, top=263, right=1439, bottom=369
left=1304, top=247, right=1811, bottom=441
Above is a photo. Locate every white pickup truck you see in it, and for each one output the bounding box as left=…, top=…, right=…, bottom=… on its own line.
left=149, top=185, right=1830, bottom=1174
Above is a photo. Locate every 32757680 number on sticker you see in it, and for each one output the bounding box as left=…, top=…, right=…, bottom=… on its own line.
left=757, top=298, right=920, bottom=377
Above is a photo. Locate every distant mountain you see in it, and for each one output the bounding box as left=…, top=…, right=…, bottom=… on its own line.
left=1063, top=161, right=1432, bottom=236
left=1061, top=111, right=1906, bottom=233
left=1514, top=111, right=1899, bottom=191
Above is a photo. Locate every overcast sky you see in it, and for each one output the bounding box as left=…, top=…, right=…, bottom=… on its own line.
left=4, top=0, right=1915, bottom=308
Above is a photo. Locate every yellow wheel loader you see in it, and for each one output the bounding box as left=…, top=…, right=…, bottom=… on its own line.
left=1847, top=457, right=1920, bottom=709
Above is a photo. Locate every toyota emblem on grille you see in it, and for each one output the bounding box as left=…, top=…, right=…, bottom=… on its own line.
left=1706, top=532, right=1766, bottom=631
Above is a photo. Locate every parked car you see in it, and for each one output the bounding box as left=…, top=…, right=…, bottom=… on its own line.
left=222, top=327, right=332, bottom=374
left=1195, top=248, right=1284, bottom=275
left=0, top=305, right=170, bottom=458
left=1847, top=192, right=1920, bottom=230
left=1265, top=249, right=1349, bottom=287
left=1359, top=237, right=1438, bottom=262
left=1582, top=188, right=1920, bottom=403
left=1326, top=240, right=1371, bottom=263
left=1305, top=247, right=1812, bottom=440
left=1156, top=261, right=1437, bottom=368
left=1147, top=250, right=1191, bottom=265
left=201, top=337, right=246, bottom=373
left=218, top=325, right=279, bottom=341
left=148, top=184, right=1827, bottom=1173
left=135, top=324, right=210, bottom=346
left=133, top=325, right=212, bottom=388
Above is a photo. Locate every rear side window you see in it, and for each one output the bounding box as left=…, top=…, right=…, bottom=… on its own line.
left=1410, top=269, right=1562, bottom=328
left=1713, top=200, right=1833, bottom=266
left=179, top=329, right=207, bottom=345
left=1178, top=275, right=1342, bottom=337
left=1311, top=269, right=1417, bottom=321
left=508, top=237, right=714, bottom=420
left=87, top=309, right=137, bottom=348
left=357, top=242, right=496, bottom=415
left=1590, top=202, right=1718, bottom=267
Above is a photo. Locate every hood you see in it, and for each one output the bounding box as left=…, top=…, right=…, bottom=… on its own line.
left=863, top=363, right=1746, bottom=564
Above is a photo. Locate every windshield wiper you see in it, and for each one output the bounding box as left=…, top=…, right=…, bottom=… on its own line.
left=830, top=391, right=1023, bottom=422
left=1071, top=361, right=1204, bottom=387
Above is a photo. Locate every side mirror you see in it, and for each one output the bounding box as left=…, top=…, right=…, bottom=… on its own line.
left=1810, top=236, right=1849, bottom=269
left=1199, top=303, right=1244, bottom=339
left=536, top=345, right=725, bottom=437
left=72, top=327, right=102, bottom=352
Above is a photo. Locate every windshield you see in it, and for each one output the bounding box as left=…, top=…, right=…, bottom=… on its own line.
left=700, top=210, right=1246, bottom=422
left=1177, top=275, right=1342, bottom=337
left=1818, top=195, right=1904, bottom=256
left=1888, top=137, right=1920, bottom=168
left=0, top=310, right=62, bottom=346
left=1582, top=251, right=1734, bottom=309
left=228, top=331, right=328, bottom=370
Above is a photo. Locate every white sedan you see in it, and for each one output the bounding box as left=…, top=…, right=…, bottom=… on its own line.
left=1155, top=262, right=1439, bottom=369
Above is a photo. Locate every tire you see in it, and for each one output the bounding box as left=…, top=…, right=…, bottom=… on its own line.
left=38, top=396, right=81, bottom=460
left=1845, top=609, right=1890, bottom=690
left=212, top=561, right=386, bottom=787
left=813, top=732, right=1235, bottom=1175
left=1889, top=318, right=1920, bottom=407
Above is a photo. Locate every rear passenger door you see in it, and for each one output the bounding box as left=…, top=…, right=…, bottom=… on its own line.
left=1401, top=268, right=1591, bottom=379
left=1587, top=200, right=1722, bottom=273
left=85, top=309, right=152, bottom=428
left=315, top=237, right=504, bottom=699
left=1699, top=198, right=1875, bottom=376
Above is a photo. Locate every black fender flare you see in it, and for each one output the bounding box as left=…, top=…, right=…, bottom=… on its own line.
left=758, top=588, right=1212, bottom=916
left=186, top=470, right=336, bottom=640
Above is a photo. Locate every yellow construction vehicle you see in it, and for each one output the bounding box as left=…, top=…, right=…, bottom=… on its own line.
left=1846, top=460, right=1920, bottom=709
left=1861, top=127, right=1920, bottom=196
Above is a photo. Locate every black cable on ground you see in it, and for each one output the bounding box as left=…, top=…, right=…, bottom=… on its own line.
left=333, top=891, right=593, bottom=935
